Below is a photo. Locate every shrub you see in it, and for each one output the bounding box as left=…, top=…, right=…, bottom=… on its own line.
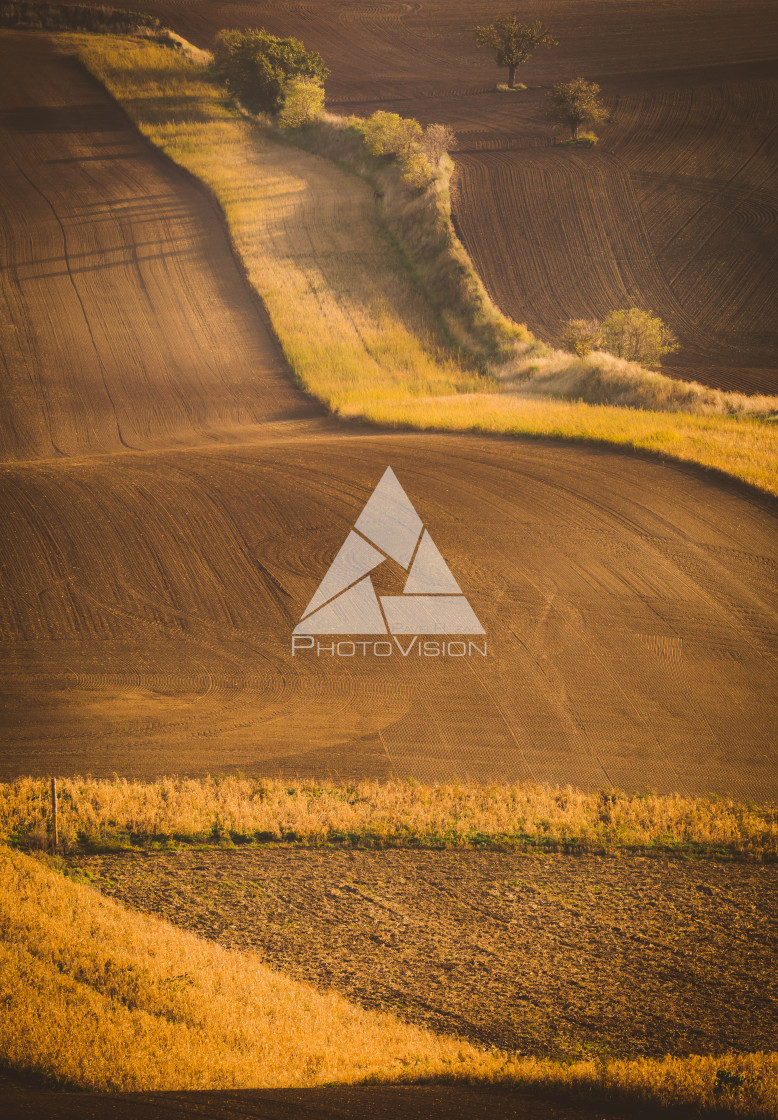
left=278, top=77, right=325, bottom=129
left=360, top=111, right=435, bottom=189
left=213, top=28, right=328, bottom=117
left=420, top=123, right=456, bottom=165
left=560, top=318, right=601, bottom=358
left=361, top=111, right=423, bottom=160
left=599, top=308, right=679, bottom=368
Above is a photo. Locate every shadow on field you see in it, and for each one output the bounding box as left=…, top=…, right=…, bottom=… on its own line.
left=0, top=1077, right=709, bottom=1120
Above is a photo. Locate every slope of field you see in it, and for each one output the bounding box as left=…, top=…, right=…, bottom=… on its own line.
left=3, top=431, right=778, bottom=796
left=70, top=847, right=778, bottom=1060
left=0, top=33, right=777, bottom=796
left=9, top=845, right=768, bottom=1117
left=127, top=0, right=778, bottom=393
left=0, top=35, right=321, bottom=463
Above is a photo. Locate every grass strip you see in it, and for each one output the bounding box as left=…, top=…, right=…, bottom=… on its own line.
left=60, top=34, right=778, bottom=498
left=4, top=776, right=776, bottom=860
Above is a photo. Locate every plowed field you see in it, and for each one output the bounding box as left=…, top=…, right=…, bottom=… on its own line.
left=1, top=34, right=777, bottom=796
left=130, top=0, right=778, bottom=393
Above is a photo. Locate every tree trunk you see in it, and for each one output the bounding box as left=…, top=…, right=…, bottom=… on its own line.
left=571, top=122, right=579, bottom=139
left=508, top=65, right=516, bottom=89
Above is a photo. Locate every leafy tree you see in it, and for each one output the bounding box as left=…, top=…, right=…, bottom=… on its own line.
left=360, top=112, right=436, bottom=189
left=561, top=319, right=602, bottom=358
left=278, top=77, right=325, bottom=128
left=361, top=111, right=423, bottom=159
left=213, top=28, right=328, bottom=116
left=545, top=77, right=608, bottom=139
left=473, top=15, right=557, bottom=89
left=600, top=308, right=679, bottom=367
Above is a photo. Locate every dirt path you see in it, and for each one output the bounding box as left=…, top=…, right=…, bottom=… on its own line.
left=67, top=849, right=778, bottom=1061
left=128, top=0, right=778, bottom=393
left=1, top=35, right=778, bottom=795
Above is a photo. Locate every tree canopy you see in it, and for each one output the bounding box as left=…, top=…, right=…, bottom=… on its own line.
left=600, top=308, right=679, bottom=367
left=545, top=77, right=608, bottom=139
left=213, top=28, right=329, bottom=116
left=474, top=15, right=556, bottom=88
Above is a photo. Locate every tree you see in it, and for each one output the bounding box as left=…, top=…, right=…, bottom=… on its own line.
left=545, top=78, right=608, bottom=139
left=599, top=308, right=679, bottom=367
left=420, top=123, right=456, bottom=166
left=473, top=15, right=557, bottom=89
left=213, top=28, right=329, bottom=116
left=361, top=111, right=423, bottom=160
left=360, top=111, right=435, bottom=189
left=278, top=77, right=325, bottom=128
left=561, top=319, right=602, bottom=358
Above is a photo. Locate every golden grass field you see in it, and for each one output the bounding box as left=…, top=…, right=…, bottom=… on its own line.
left=3, top=842, right=777, bottom=1115
left=67, top=34, right=778, bottom=497
left=3, top=775, right=777, bottom=861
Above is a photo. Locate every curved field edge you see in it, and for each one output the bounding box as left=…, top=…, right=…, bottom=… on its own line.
left=2, top=845, right=777, bottom=1116
left=4, top=777, right=778, bottom=862
left=58, top=33, right=778, bottom=496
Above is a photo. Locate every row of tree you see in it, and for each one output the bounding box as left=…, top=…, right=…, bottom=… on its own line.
left=474, top=13, right=608, bottom=140
left=213, top=19, right=608, bottom=143
left=211, top=23, right=677, bottom=366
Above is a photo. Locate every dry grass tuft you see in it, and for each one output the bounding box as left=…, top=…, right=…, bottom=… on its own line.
left=502, top=349, right=778, bottom=417
left=3, top=776, right=776, bottom=860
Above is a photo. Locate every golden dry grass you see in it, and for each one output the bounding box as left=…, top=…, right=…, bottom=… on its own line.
left=3, top=776, right=776, bottom=860
left=62, top=35, right=778, bottom=497
left=2, top=843, right=777, bottom=1115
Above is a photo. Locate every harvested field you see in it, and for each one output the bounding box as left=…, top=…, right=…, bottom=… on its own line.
left=127, top=0, right=778, bottom=394
left=65, top=847, right=778, bottom=1061
left=1, top=34, right=777, bottom=795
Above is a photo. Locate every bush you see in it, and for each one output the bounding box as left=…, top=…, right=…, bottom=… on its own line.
left=600, top=308, right=679, bottom=368
left=213, top=28, right=328, bottom=117
left=361, top=111, right=435, bottom=189
left=361, top=111, right=423, bottom=160
left=278, top=77, right=325, bottom=129
left=561, top=318, right=601, bottom=358
left=420, top=123, right=456, bottom=165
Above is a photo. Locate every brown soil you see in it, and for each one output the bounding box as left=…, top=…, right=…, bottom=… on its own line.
left=1, top=34, right=778, bottom=795
left=0, top=1071, right=681, bottom=1120
left=65, top=848, right=778, bottom=1061
left=126, top=0, right=778, bottom=395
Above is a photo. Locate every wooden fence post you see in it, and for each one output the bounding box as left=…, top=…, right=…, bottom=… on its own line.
left=51, top=777, right=58, bottom=853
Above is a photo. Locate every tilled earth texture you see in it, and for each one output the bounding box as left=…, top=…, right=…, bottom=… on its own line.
left=0, top=1072, right=676, bottom=1120
left=129, top=0, right=778, bottom=394
left=1, top=35, right=778, bottom=794
left=66, top=849, right=778, bottom=1061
